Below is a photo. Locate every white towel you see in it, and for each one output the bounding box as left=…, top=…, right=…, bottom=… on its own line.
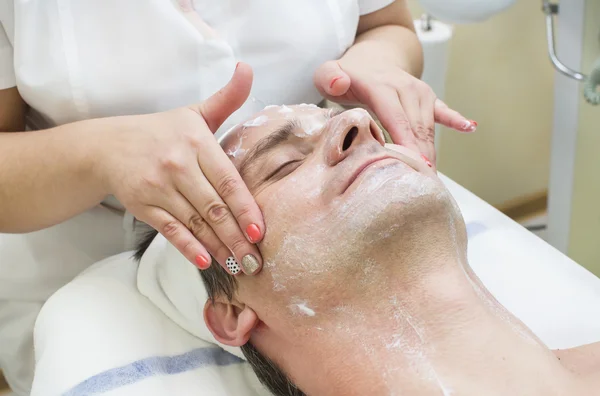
left=32, top=245, right=269, bottom=396
left=137, top=234, right=246, bottom=360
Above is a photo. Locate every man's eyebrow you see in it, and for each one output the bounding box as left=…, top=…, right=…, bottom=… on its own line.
left=238, top=118, right=299, bottom=178
left=237, top=108, right=344, bottom=178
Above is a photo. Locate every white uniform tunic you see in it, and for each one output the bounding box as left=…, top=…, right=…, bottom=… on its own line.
left=0, top=0, right=394, bottom=394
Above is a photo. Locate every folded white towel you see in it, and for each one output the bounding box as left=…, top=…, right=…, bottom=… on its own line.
left=137, top=234, right=246, bottom=360
left=32, top=247, right=268, bottom=396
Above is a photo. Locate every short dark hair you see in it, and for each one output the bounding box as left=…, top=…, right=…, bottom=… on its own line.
left=135, top=228, right=305, bottom=396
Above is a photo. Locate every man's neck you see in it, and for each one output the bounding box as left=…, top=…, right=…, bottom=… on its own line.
left=262, top=259, right=584, bottom=395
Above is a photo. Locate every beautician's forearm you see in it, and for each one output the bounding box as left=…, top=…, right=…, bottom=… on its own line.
left=0, top=120, right=108, bottom=232
left=343, top=25, right=423, bottom=78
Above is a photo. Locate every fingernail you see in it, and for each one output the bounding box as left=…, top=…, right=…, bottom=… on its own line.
left=195, top=255, right=211, bottom=270
left=329, top=76, right=342, bottom=89
left=421, top=154, right=433, bottom=168
left=241, top=254, right=261, bottom=275
left=462, top=120, right=477, bottom=132
left=235, top=62, right=240, bottom=70
left=226, top=256, right=241, bottom=275
left=246, top=224, right=262, bottom=243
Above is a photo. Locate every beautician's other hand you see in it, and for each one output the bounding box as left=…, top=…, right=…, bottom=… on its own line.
left=94, top=63, right=263, bottom=275
left=314, top=60, right=477, bottom=167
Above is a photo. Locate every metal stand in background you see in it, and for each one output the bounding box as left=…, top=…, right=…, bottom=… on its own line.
left=543, top=0, right=587, bottom=81
left=420, top=13, right=433, bottom=32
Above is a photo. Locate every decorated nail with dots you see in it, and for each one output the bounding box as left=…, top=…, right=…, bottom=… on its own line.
left=226, top=256, right=241, bottom=275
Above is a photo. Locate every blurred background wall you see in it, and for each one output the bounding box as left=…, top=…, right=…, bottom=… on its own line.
left=408, top=0, right=554, bottom=208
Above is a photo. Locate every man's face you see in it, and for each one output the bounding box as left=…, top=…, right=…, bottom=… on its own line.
left=221, top=105, right=448, bottom=322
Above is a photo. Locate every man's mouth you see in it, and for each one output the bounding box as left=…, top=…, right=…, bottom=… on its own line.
left=342, top=156, right=401, bottom=194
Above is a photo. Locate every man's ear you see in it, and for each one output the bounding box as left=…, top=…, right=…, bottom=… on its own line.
left=204, top=299, right=259, bottom=347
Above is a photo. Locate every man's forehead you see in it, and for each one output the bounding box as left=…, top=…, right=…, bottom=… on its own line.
left=219, top=105, right=329, bottom=161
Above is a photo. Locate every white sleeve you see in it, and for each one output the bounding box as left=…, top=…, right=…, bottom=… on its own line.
left=358, top=0, right=395, bottom=15
left=0, top=12, right=16, bottom=89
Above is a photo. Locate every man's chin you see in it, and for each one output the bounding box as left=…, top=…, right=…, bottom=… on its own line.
left=335, top=166, right=450, bottom=243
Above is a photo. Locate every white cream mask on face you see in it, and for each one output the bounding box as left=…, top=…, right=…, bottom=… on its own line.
left=242, top=115, right=269, bottom=128
left=224, top=109, right=457, bottom=394
left=269, top=104, right=328, bottom=138
left=220, top=105, right=331, bottom=158
left=278, top=105, right=293, bottom=114
left=226, top=137, right=246, bottom=158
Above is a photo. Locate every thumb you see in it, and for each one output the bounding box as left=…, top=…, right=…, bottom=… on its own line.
left=314, top=61, right=351, bottom=98
left=194, top=62, right=254, bottom=132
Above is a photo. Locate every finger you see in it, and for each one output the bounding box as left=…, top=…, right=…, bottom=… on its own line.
left=397, top=89, right=430, bottom=156
left=367, top=88, right=420, bottom=154
left=194, top=62, right=254, bottom=132
left=434, top=99, right=477, bottom=133
left=141, top=206, right=212, bottom=269
left=417, top=91, right=438, bottom=166
left=157, top=192, right=234, bottom=272
left=313, top=60, right=351, bottom=98
left=177, top=166, right=263, bottom=276
left=197, top=139, right=265, bottom=244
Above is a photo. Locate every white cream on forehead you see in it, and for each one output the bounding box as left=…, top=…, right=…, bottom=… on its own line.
left=294, top=109, right=329, bottom=138
left=279, top=105, right=293, bottom=114
left=243, top=115, right=269, bottom=128
left=225, top=128, right=247, bottom=158
left=228, top=104, right=329, bottom=156
left=227, top=147, right=246, bottom=158
left=298, top=103, right=318, bottom=108
left=265, top=104, right=309, bottom=114
left=295, top=116, right=326, bottom=138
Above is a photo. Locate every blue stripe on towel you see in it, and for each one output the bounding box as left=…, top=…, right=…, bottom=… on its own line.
left=64, top=347, right=243, bottom=395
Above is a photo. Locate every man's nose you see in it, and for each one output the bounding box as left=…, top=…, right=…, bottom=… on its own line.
left=326, top=109, right=385, bottom=166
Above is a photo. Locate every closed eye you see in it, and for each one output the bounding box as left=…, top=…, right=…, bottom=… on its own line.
left=264, top=160, right=302, bottom=181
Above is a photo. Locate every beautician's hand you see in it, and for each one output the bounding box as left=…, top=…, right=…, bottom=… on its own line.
left=93, top=63, right=263, bottom=275
left=314, top=60, right=477, bottom=167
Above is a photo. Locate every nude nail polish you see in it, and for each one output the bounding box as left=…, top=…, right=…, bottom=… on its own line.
left=226, top=257, right=241, bottom=275
left=242, top=254, right=260, bottom=275
left=246, top=224, right=261, bottom=243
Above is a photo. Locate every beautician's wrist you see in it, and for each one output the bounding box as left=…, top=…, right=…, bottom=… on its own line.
left=342, top=42, right=412, bottom=75
left=346, top=27, right=423, bottom=77
left=73, top=116, right=122, bottom=198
